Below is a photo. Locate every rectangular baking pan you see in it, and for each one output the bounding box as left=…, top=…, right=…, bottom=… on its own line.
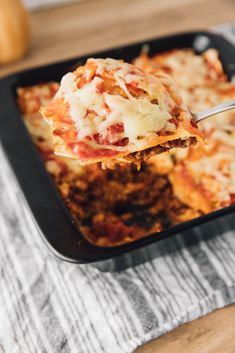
left=1, top=31, right=235, bottom=268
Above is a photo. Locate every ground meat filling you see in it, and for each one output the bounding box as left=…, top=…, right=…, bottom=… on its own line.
left=102, top=137, right=197, bottom=169
left=57, top=163, right=194, bottom=246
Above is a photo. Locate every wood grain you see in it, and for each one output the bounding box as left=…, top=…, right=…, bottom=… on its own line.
left=1, top=0, right=235, bottom=77
left=135, top=305, right=235, bottom=353
left=1, top=1, right=235, bottom=352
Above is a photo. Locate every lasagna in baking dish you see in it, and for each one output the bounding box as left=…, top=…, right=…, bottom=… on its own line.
left=41, top=58, right=202, bottom=169
left=17, top=48, right=235, bottom=246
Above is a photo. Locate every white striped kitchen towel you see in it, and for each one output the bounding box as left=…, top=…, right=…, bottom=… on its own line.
left=1, top=24, right=235, bottom=353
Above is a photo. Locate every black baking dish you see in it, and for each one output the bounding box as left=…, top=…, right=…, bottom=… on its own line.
left=1, top=31, right=235, bottom=268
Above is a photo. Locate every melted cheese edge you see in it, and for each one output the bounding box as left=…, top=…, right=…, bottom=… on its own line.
left=188, top=150, right=235, bottom=202
left=56, top=58, right=178, bottom=150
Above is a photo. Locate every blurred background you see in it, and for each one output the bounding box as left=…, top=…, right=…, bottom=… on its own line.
left=0, top=0, right=235, bottom=76
left=23, top=0, right=79, bottom=11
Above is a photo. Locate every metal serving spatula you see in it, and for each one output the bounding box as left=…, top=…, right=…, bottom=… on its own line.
left=193, top=100, right=235, bottom=122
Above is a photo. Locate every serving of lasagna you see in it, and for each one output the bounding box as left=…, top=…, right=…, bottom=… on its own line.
left=41, top=58, right=202, bottom=169
left=17, top=48, right=235, bottom=246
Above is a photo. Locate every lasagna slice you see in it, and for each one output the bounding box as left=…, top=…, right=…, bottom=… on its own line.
left=169, top=133, right=235, bottom=213
left=41, top=58, right=203, bottom=168
left=133, top=48, right=226, bottom=90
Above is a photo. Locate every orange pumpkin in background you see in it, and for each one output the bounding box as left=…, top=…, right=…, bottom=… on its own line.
left=0, top=0, right=31, bottom=64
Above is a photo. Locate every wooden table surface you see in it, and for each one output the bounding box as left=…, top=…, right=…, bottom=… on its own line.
left=1, top=1, right=235, bottom=352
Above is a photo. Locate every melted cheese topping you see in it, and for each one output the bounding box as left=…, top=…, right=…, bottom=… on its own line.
left=56, top=58, right=176, bottom=149
left=187, top=149, right=235, bottom=202
left=144, top=48, right=235, bottom=206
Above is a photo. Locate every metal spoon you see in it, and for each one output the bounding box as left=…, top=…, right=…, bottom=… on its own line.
left=193, top=100, right=235, bottom=122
